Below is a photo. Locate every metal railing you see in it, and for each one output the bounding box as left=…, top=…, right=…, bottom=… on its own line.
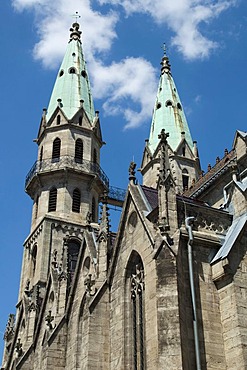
left=25, top=155, right=109, bottom=189
left=108, top=186, right=126, bottom=203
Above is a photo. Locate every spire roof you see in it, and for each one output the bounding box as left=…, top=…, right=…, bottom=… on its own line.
left=46, top=22, right=95, bottom=122
left=148, top=50, right=194, bottom=154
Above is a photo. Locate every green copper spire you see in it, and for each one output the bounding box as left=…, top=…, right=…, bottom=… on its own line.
left=148, top=50, right=193, bottom=153
left=46, top=22, right=95, bottom=122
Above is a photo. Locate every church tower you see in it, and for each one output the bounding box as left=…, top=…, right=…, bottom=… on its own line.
left=2, top=22, right=109, bottom=369
left=141, top=50, right=201, bottom=192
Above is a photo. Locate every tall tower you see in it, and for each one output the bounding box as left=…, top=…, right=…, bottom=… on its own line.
left=141, top=50, right=201, bottom=192
left=2, top=22, right=108, bottom=368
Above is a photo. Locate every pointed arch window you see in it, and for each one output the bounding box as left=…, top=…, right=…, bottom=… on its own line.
left=182, top=169, right=189, bottom=191
left=126, top=252, right=145, bottom=370
left=72, top=188, right=81, bottom=213
left=75, top=139, right=83, bottom=163
left=79, top=116, right=82, bottom=126
left=92, top=197, right=96, bottom=222
left=35, top=196, right=39, bottom=219
left=67, top=239, right=81, bottom=288
left=93, top=148, right=97, bottom=164
left=52, top=138, right=61, bottom=162
left=48, top=187, right=57, bottom=212
left=69, top=67, right=76, bottom=74
left=31, top=244, right=37, bottom=274
left=56, top=114, right=61, bottom=125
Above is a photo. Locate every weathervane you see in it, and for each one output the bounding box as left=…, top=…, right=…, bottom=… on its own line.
left=72, top=11, right=81, bottom=22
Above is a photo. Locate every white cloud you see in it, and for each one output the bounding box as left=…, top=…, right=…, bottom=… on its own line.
left=99, top=0, right=237, bottom=60
left=91, top=58, right=157, bottom=129
left=11, top=0, right=238, bottom=130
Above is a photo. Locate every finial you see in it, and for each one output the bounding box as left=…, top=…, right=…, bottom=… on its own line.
left=72, top=11, right=81, bottom=23
left=69, top=15, right=82, bottom=41
left=129, top=161, right=136, bottom=184
left=160, top=44, right=171, bottom=75
left=162, top=43, right=167, bottom=56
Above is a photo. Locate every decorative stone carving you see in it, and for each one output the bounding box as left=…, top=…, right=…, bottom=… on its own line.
left=45, top=310, right=54, bottom=330
left=4, top=314, right=15, bottom=342
left=84, top=273, right=97, bottom=296
left=131, top=264, right=145, bottom=299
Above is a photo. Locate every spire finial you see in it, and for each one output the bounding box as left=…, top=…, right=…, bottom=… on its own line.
left=72, top=11, right=81, bottom=23
left=162, top=43, right=167, bottom=56
left=160, top=43, right=171, bottom=75
left=69, top=14, right=82, bottom=41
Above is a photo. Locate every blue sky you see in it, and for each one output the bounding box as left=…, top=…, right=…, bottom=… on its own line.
left=0, top=0, right=246, bottom=358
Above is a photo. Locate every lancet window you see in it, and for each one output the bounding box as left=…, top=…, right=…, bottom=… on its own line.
left=52, top=138, right=61, bottom=162
left=126, top=252, right=145, bottom=370
left=75, top=139, right=83, bottom=163
left=72, top=188, right=81, bottom=213
left=48, top=187, right=57, bottom=212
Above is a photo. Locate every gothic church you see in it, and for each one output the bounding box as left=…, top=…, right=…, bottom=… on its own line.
left=2, top=22, right=247, bottom=370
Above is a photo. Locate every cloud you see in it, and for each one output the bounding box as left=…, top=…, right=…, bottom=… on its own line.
left=99, top=0, right=237, bottom=60
left=11, top=0, right=158, bottom=129
left=91, top=58, right=157, bottom=129
left=11, top=0, right=237, bottom=130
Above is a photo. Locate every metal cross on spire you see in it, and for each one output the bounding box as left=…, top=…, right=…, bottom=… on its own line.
left=72, top=11, right=81, bottom=22
left=162, top=43, right=167, bottom=56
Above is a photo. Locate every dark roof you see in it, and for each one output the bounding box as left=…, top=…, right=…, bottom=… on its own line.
left=185, top=149, right=236, bottom=197
left=141, top=185, right=158, bottom=211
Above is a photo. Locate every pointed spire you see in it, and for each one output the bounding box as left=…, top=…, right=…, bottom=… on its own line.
left=46, top=22, right=95, bottom=122
left=148, top=49, right=194, bottom=154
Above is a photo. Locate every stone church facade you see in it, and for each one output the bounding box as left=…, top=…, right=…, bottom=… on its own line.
left=1, top=22, right=247, bottom=370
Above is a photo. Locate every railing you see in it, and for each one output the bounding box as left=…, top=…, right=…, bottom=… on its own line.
left=108, top=186, right=126, bottom=203
left=25, top=156, right=109, bottom=189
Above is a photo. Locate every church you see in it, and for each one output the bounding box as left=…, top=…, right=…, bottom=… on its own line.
left=1, top=21, right=247, bottom=370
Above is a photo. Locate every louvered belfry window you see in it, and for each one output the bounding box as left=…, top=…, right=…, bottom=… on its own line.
left=72, top=188, right=81, bottom=213
left=52, top=138, right=61, bottom=161
left=75, top=139, right=83, bottom=164
left=92, top=197, right=96, bottom=222
left=48, top=187, right=57, bottom=212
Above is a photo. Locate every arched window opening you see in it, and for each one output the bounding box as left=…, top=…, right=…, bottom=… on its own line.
left=79, top=116, right=82, bottom=126
left=67, top=239, right=81, bottom=287
left=156, top=102, right=161, bottom=109
left=39, top=146, right=43, bottom=163
left=165, top=100, right=173, bottom=107
left=32, top=244, right=37, bottom=274
left=177, top=102, right=182, bottom=110
left=92, top=197, right=96, bottom=222
left=48, top=187, right=57, bottom=212
left=126, top=252, right=145, bottom=370
left=69, top=67, right=76, bottom=74
left=59, top=70, right=64, bottom=77
left=81, top=70, right=87, bottom=78
left=182, top=169, right=189, bottom=191
left=182, top=146, right=186, bottom=156
left=35, top=196, right=39, bottom=219
left=56, top=114, right=61, bottom=125
left=52, top=138, right=61, bottom=162
left=93, top=148, right=97, bottom=164
left=72, top=188, right=81, bottom=213
left=75, top=139, right=83, bottom=163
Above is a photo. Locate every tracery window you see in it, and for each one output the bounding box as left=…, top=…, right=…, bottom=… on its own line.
left=131, top=263, right=145, bottom=370
left=126, top=252, right=145, bottom=370
left=67, top=239, right=81, bottom=287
